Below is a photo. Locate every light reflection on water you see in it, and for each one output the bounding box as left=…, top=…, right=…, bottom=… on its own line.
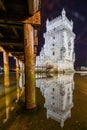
left=0, top=72, right=87, bottom=129
left=36, top=73, right=74, bottom=127
left=36, top=73, right=87, bottom=129
left=0, top=72, right=24, bottom=124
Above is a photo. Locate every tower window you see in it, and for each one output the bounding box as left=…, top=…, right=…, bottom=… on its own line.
left=54, top=28, right=56, bottom=31
left=68, top=51, right=70, bottom=55
left=53, top=36, right=55, bottom=39
left=53, top=51, right=55, bottom=55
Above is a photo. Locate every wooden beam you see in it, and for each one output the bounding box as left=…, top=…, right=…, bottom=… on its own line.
left=0, top=41, right=37, bottom=47
left=9, top=53, right=13, bottom=57
left=0, top=32, right=3, bottom=38
left=0, top=0, right=6, bottom=11
left=11, top=27, right=19, bottom=38
left=0, top=38, right=23, bottom=43
left=0, top=46, right=4, bottom=51
left=23, top=11, right=40, bottom=25
left=0, top=22, right=22, bottom=28
left=10, top=52, right=24, bottom=54
left=9, top=53, right=24, bottom=59
left=0, top=42, right=23, bottom=47
left=16, top=55, right=24, bottom=60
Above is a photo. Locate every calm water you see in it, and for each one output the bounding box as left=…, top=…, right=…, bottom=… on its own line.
left=0, top=72, right=87, bottom=130
left=0, top=72, right=25, bottom=125
left=36, top=73, right=87, bottom=130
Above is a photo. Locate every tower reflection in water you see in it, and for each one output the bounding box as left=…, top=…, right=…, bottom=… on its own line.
left=36, top=74, right=74, bottom=127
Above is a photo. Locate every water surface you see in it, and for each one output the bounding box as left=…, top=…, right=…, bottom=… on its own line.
left=0, top=72, right=87, bottom=130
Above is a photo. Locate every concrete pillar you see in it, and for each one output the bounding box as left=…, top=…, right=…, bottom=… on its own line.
left=24, top=23, right=36, bottom=109
left=3, top=51, right=10, bottom=87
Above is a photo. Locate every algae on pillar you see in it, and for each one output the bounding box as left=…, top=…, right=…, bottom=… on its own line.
left=24, top=23, right=36, bottom=109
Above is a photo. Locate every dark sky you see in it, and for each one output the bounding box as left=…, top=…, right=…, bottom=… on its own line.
left=9, top=57, right=16, bottom=69
left=0, top=52, right=16, bottom=69
left=0, top=1, right=87, bottom=69
left=0, top=52, right=3, bottom=67
left=38, top=0, right=87, bottom=68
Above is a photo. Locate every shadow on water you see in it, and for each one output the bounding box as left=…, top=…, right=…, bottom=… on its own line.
left=0, top=72, right=87, bottom=130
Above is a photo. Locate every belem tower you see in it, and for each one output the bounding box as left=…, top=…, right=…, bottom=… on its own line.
left=36, top=9, right=76, bottom=72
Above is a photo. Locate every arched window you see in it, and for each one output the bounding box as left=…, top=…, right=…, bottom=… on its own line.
left=53, top=51, right=55, bottom=55
left=53, top=36, right=55, bottom=39
left=60, top=47, right=66, bottom=53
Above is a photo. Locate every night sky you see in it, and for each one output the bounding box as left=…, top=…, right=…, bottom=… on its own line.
left=0, top=52, right=16, bottom=69
left=38, top=0, right=87, bottom=68
left=0, top=0, right=87, bottom=69
left=0, top=52, right=3, bottom=67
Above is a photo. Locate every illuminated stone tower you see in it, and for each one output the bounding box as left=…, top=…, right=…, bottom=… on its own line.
left=36, top=9, right=76, bottom=71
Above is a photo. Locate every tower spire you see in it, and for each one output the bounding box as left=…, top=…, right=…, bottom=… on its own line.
left=62, top=8, right=66, bottom=18
left=46, top=18, right=49, bottom=25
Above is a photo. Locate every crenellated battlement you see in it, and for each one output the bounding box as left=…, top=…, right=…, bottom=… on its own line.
left=46, top=9, right=73, bottom=32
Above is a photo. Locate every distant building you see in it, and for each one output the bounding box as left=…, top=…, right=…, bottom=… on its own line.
left=36, top=9, right=76, bottom=72
left=80, top=66, right=87, bottom=71
left=0, top=66, right=3, bottom=73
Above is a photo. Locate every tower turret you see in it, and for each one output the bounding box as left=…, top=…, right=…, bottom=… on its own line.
left=62, top=9, right=66, bottom=20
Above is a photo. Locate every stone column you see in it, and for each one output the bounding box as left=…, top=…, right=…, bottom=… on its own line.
left=24, top=23, right=36, bottom=109
left=3, top=51, right=10, bottom=87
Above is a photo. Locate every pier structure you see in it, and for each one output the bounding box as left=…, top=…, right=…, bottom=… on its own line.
left=0, top=0, right=41, bottom=109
